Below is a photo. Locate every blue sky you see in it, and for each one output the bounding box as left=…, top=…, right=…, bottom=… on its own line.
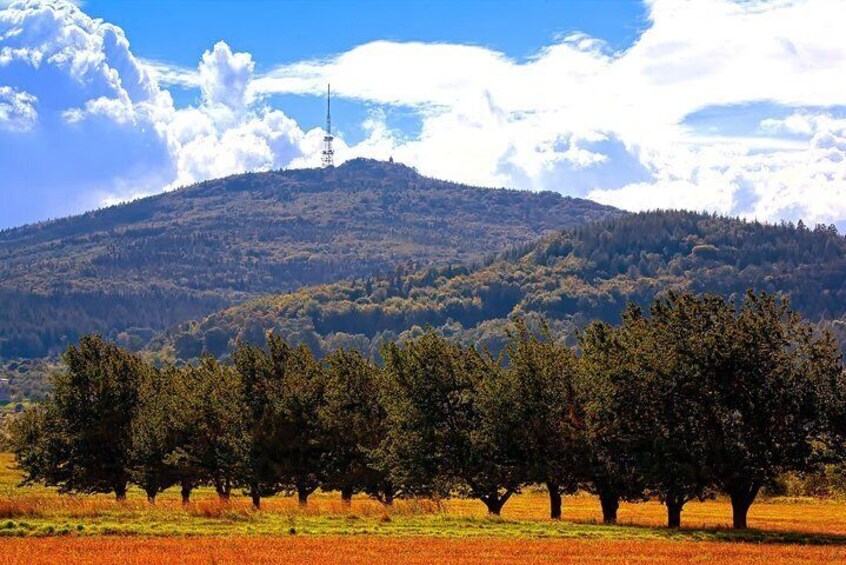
left=82, top=0, right=647, bottom=144
left=2, top=0, right=846, bottom=230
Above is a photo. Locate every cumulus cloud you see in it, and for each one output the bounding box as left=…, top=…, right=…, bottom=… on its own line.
left=244, top=0, right=846, bottom=225
left=0, top=85, right=37, bottom=130
left=0, top=0, right=311, bottom=226
left=3, top=0, right=846, bottom=229
left=198, top=41, right=254, bottom=111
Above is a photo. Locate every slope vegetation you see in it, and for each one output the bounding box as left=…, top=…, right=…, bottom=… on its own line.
left=0, top=159, right=619, bottom=359
left=157, top=210, right=846, bottom=360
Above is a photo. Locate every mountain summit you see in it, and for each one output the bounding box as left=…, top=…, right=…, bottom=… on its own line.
left=0, top=160, right=621, bottom=358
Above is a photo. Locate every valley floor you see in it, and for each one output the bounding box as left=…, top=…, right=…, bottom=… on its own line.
left=1, top=454, right=844, bottom=564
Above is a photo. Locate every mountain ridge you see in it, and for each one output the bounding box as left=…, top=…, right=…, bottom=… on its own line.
left=152, top=210, right=846, bottom=362
left=0, top=158, right=621, bottom=359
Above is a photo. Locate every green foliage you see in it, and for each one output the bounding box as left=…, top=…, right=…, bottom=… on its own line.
left=129, top=365, right=183, bottom=501
left=580, top=292, right=844, bottom=528
left=9, top=292, right=845, bottom=530
left=318, top=348, right=391, bottom=503
left=232, top=335, right=327, bottom=505
left=157, top=210, right=846, bottom=368
left=378, top=332, right=524, bottom=514
left=10, top=336, right=151, bottom=498
left=0, top=159, right=617, bottom=359
left=578, top=316, right=648, bottom=524
left=180, top=357, right=249, bottom=500
left=501, top=318, right=587, bottom=518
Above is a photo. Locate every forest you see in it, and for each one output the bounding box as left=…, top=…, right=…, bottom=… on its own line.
left=0, top=159, right=618, bottom=359
left=156, top=210, right=846, bottom=364
left=10, top=291, right=846, bottom=531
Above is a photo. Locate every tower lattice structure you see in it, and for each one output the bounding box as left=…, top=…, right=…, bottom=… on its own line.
left=321, top=84, right=334, bottom=168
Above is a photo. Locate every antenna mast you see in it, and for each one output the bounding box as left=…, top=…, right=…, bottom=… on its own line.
left=321, top=84, right=335, bottom=168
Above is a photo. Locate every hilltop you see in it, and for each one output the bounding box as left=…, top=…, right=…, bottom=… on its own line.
left=0, top=159, right=620, bottom=359
left=155, top=210, right=846, bottom=360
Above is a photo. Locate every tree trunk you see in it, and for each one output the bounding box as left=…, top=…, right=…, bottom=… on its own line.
left=297, top=486, right=312, bottom=507
left=728, top=482, right=760, bottom=530
left=341, top=487, right=354, bottom=506
left=484, top=498, right=504, bottom=516
left=546, top=481, right=562, bottom=520
left=666, top=498, right=684, bottom=528
left=145, top=488, right=157, bottom=504
left=599, top=491, right=619, bottom=525
left=215, top=482, right=231, bottom=502
left=251, top=490, right=261, bottom=510
left=114, top=482, right=128, bottom=501
left=180, top=481, right=192, bottom=505
left=481, top=490, right=513, bottom=516
left=378, top=484, right=395, bottom=506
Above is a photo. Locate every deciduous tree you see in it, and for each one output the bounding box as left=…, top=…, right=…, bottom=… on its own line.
left=379, top=333, right=523, bottom=515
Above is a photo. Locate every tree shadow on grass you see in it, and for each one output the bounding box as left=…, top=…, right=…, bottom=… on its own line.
left=591, top=521, right=846, bottom=546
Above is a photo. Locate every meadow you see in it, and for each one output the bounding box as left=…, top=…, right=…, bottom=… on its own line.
left=1, top=455, right=845, bottom=564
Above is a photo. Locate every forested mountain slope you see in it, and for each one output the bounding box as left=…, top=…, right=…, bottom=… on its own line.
left=0, top=159, right=619, bottom=359
left=156, top=211, right=846, bottom=361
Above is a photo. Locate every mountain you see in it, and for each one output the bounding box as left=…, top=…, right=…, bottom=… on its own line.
left=154, top=210, right=846, bottom=361
left=0, top=158, right=621, bottom=359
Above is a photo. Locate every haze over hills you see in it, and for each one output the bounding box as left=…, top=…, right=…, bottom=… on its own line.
left=155, top=210, right=846, bottom=362
left=0, top=158, right=621, bottom=360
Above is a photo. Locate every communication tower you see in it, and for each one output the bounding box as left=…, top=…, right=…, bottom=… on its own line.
left=321, top=84, right=334, bottom=168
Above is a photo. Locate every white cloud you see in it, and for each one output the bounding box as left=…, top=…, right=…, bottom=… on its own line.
left=0, top=85, right=37, bottom=130
left=0, top=0, right=313, bottom=225
left=198, top=41, right=254, bottom=112
left=241, top=0, right=846, bottom=227
left=3, top=0, right=846, bottom=228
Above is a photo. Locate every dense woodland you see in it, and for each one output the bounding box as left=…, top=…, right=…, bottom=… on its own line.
left=10, top=292, right=846, bottom=529
left=0, top=159, right=618, bottom=359
left=157, top=210, right=846, bottom=364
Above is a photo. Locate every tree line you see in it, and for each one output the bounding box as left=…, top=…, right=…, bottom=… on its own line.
left=158, top=209, right=846, bottom=366
left=0, top=158, right=616, bottom=359
left=10, top=291, right=846, bottom=529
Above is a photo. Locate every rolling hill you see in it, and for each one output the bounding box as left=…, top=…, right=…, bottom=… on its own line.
left=0, top=158, right=620, bottom=360
left=155, top=210, right=846, bottom=362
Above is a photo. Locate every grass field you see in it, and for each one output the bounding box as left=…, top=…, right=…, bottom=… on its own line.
left=1, top=454, right=844, bottom=563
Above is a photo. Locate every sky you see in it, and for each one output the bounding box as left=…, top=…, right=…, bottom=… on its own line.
left=1, top=0, right=846, bottom=230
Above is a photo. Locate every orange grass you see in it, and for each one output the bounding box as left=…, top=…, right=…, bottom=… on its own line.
left=1, top=536, right=845, bottom=565
left=1, top=487, right=846, bottom=537
left=0, top=492, right=442, bottom=519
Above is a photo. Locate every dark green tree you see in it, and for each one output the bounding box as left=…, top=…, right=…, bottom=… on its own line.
left=579, top=316, right=648, bottom=524
left=503, top=318, right=588, bottom=519
left=704, top=292, right=844, bottom=529
left=319, top=348, right=394, bottom=504
left=182, top=357, right=249, bottom=501
left=264, top=335, right=327, bottom=506
left=129, top=365, right=182, bottom=502
left=9, top=404, right=69, bottom=491
left=378, top=333, right=523, bottom=515
left=18, top=336, right=152, bottom=499
left=232, top=340, right=286, bottom=508
left=636, top=293, right=730, bottom=528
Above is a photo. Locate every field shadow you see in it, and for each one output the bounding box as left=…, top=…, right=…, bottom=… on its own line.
left=599, top=521, right=846, bottom=546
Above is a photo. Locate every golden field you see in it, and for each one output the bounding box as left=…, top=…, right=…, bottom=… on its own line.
left=1, top=454, right=845, bottom=564
left=2, top=536, right=846, bottom=565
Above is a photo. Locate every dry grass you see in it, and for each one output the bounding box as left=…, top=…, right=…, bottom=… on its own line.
left=3, top=452, right=846, bottom=564
left=0, top=536, right=844, bottom=565
left=3, top=471, right=846, bottom=537
left=0, top=491, right=443, bottom=520
left=2, top=488, right=844, bottom=536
